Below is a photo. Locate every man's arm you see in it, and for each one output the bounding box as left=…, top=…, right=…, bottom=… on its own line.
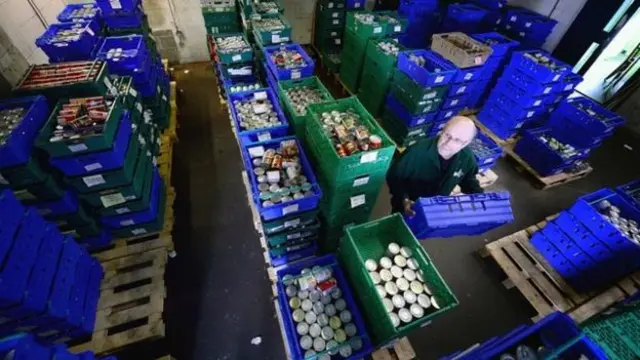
left=459, top=159, right=484, bottom=194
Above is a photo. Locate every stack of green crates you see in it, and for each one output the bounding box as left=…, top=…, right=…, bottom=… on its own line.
left=314, top=0, right=346, bottom=57
left=277, top=76, right=334, bottom=138
left=202, top=0, right=241, bottom=35
left=304, top=97, right=395, bottom=251
left=582, top=299, right=640, bottom=360
left=389, top=69, right=450, bottom=115
left=357, top=38, right=406, bottom=117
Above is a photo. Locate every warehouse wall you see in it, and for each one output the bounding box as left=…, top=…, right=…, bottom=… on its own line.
left=508, top=0, right=588, bottom=52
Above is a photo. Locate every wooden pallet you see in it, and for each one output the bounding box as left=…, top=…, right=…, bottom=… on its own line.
left=371, top=337, right=417, bottom=360
left=481, top=217, right=640, bottom=323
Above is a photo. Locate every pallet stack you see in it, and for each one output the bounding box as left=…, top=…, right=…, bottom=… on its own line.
left=201, top=0, right=241, bottom=35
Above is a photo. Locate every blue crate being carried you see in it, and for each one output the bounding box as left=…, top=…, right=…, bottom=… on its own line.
left=241, top=136, right=322, bottom=221
left=264, top=43, right=315, bottom=81
left=404, top=192, right=514, bottom=239
left=397, top=50, right=458, bottom=87
left=36, top=20, right=103, bottom=63
left=0, top=96, right=50, bottom=169
left=230, top=88, right=289, bottom=144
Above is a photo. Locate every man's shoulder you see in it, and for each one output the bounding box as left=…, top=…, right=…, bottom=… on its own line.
left=459, top=147, right=479, bottom=165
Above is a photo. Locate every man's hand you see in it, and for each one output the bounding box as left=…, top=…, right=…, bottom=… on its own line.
left=403, top=199, right=415, bottom=217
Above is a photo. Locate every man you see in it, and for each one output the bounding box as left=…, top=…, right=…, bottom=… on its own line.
left=386, top=116, right=484, bottom=216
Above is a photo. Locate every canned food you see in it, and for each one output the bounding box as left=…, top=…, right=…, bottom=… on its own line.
left=410, top=303, right=424, bottom=318
left=403, top=269, right=416, bottom=282
left=309, top=290, right=321, bottom=302
left=389, top=312, right=401, bottom=328
left=300, top=335, right=313, bottom=350
left=417, top=294, right=431, bottom=309
left=423, top=282, right=432, bottom=295
left=390, top=266, right=403, bottom=279
left=293, top=309, right=305, bottom=322
left=327, top=340, right=339, bottom=355
left=394, top=255, right=407, bottom=268
left=404, top=291, right=417, bottom=304
left=298, top=290, right=309, bottom=300
left=313, top=337, right=326, bottom=352
left=334, top=329, right=347, bottom=343
left=385, top=282, right=398, bottom=296
left=339, top=310, right=352, bottom=323
left=379, top=269, right=393, bottom=282
left=289, top=297, right=301, bottom=309
left=317, top=314, right=329, bottom=327
left=370, top=271, right=381, bottom=285
left=416, top=270, right=425, bottom=283
left=431, top=296, right=441, bottom=310
left=320, top=294, right=332, bottom=305
left=286, top=285, right=297, bottom=298
left=304, top=350, right=316, bottom=358
left=406, top=258, right=419, bottom=270
left=344, top=323, right=357, bottom=337
left=396, top=278, right=410, bottom=292
left=301, top=299, right=313, bottom=311
left=339, top=344, right=352, bottom=357
left=400, top=246, right=413, bottom=258
left=398, top=308, right=413, bottom=323
left=297, top=322, right=309, bottom=336
left=334, top=298, right=347, bottom=311
left=324, top=304, right=336, bottom=316
left=350, top=337, right=363, bottom=351
left=305, top=311, right=317, bottom=324
left=365, top=259, right=378, bottom=271
left=387, top=242, right=400, bottom=256
left=392, top=294, right=406, bottom=309
left=309, top=323, right=321, bottom=338
left=410, top=281, right=424, bottom=294
left=331, top=288, right=342, bottom=300
left=379, top=257, right=393, bottom=269
left=329, top=316, right=342, bottom=330
left=321, top=326, right=334, bottom=341
left=376, top=285, right=386, bottom=297
left=313, top=302, right=324, bottom=314
left=383, top=298, right=394, bottom=312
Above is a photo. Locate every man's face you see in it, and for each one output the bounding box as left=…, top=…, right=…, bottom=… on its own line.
left=437, top=117, right=476, bottom=159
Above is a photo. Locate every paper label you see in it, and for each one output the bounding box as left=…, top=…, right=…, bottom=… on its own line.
left=331, top=31, right=338, bottom=37
left=69, top=143, right=88, bottom=153
left=446, top=111, right=454, bottom=118
left=248, top=146, right=265, bottom=158
left=100, top=192, right=126, bottom=208
left=335, top=39, right=341, bottom=45
left=553, top=74, right=561, bottom=82
left=120, top=219, right=135, bottom=227
left=287, top=232, right=301, bottom=240
left=104, top=76, right=113, bottom=90
left=565, top=84, right=574, bottom=91
left=435, top=75, right=445, bottom=84
left=84, top=163, right=103, bottom=172
left=515, top=122, right=524, bottom=129
left=544, top=87, right=552, bottom=94
left=416, top=117, right=425, bottom=124
left=136, top=102, right=143, bottom=113
left=115, top=207, right=131, bottom=214
left=83, top=174, right=105, bottom=188
left=162, top=95, right=168, bottom=102
left=510, top=15, right=517, bottom=22
left=253, top=103, right=267, bottom=114
left=353, top=176, right=370, bottom=187
left=525, top=22, right=532, bottom=28
left=484, top=158, right=495, bottom=164
left=350, top=194, right=366, bottom=208
left=424, top=92, right=436, bottom=100
left=451, top=99, right=459, bottom=106
left=291, top=70, right=301, bottom=80
left=394, top=25, right=401, bottom=32
left=54, top=42, right=69, bottom=47
left=110, top=0, right=122, bottom=10
left=360, top=151, right=378, bottom=163
left=283, top=204, right=299, bottom=215
left=355, top=2, right=361, bottom=7
left=474, top=56, right=483, bottom=65
left=254, top=91, right=267, bottom=100
left=328, top=2, right=334, bottom=8
left=272, top=34, right=281, bottom=43
left=257, top=132, right=271, bottom=141
left=534, top=100, right=542, bottom=107
left=86, top=27, right=95, bottom=36
left=333, top=19, right=339, bottom=25
left=285, top=219, right=301, bottom=228
left=456, top=86, right=467, bottom=94
left=464, top=72, right=473, bottom=80
left=153, top=157, right=158, bottom=166
left=132, top=228, right=147, bottom=236
left=129, top=87, right=137, bottom=97
left=374, top=27, right=382, bottom=34
left=527, top=110, right=535, bottom=118
left=232, top=54, right=242, bottom=62
left=0, top=173, right=7, bottom=185
left=332, top=12, right=339, bottom=18
left=408, top=129, right=423, bottom=136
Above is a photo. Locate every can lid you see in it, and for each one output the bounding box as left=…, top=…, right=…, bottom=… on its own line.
left=344, top=323, right=357, bottom=337
left=385, top=282, right=398, bottom=296
left=410, top=281, right=424, bottom=294
left=389, top=312, right=400, bottom=328
left=379, top=256, right=393, bottom=269
left=410, top=303, right=424, bottom=318
left=365, top=259, right=378, bottom=271
left=300, top=335, right=313, bottom=350
left=329, top=316, right=342, bottom=330
left=417, top=294, right=431, bottom=309
left=387, top=242, right=400, bottom=255
left=383, top=298, right=394, bottom=313
left=394, top=255, right=407, bottom=267
left=404, top=291, right=417, bottom=304
left=390, top=265, right=403, bottom=279
left=398, top=308, right=413, bottom=323
left=339, top=310, right=352, bottom=323
left=376, top=285, right=386, bottom=298
left=334, top=299, right=347, bottom=312
left=403, top=269, right=416, bottom=282
left=400, top=246, right=413, bottom=258
left=305, top=311, right=317, bottom=325
left=392, top=294, right=406, bottom=309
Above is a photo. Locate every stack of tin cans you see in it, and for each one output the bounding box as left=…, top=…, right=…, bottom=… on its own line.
left=234, top=96, right=284, bottom=131
left=49, top=97, right=112, bottom=142
left=215, top=35, right=252, bottom=57
left=270, top=48, right=308, bottom=69
left=538, top=134, right=580, bottom=160
left=319, top=110, right=383, bottom=157
left=285, top=87, right=327, bottom=116
left=283, top=266, right=365, bottom=358
left=366, top=243, right=441, bottom=328
left=598, top=200, right=640, bottom=245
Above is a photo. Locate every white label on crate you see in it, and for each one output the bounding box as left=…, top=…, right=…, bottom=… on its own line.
left=374, top=27, right=382, bottom=34
left=332, top=12, right=339, bottom=18
left=84, top=163, right=103, bottom=172
left=136, top=102, right=143, bottom=113
left=353, top=176, right=370, bottom=187
left=254, top=91, right=268, bottom=100
left=328, top=2, right=334, bottom=8
left=527, top=110, right=535, bottom=118
left=335, top=39, right=341, bottom=45
left=515, top=122, right=524, bottom=128
left=355, top=2, right=361, bottom=8
left=350, top=194, right=366, bottom=208
left=272, top=34, right=281, bottom=43
left=451, top=99, right=459, bottom=106
left=565, top=84, right=574, bottom=91
left=110, top=0, right=122, bottom=9
left=408, top=129, right=423, bottom=136
left=291, top=70, right=301, bottom=79
left=285, top=218, right=301, bottom=228
left=417, top=117, right=425, bottom=124
left=83, top=174, right=105, bottom=188
left=248, top=146, right=265, bottom=158
left=54, top=42, right=69, bottom=47
left=456, top=86, right=466, bottom=94
left=424, top=92, right=436, bottom=100
left=216, top=7, right=224, bottom=12
left=86, top=27, right=95, bottom=36
left=100, top=193, right=126, bottom=208
left=420, top=320, right=432, bottom=328
left=162, top=94, right=168, bottom=102
left=474, top=56, right=483, bottom=65
left=253, top=103, right=267, bottom=114
left=287, top=232, right=302, bottom=240
left=484, top=157, right=495, bottom=164
left=437, top=122, right=446, bottom=129
left=257, top=132, right=271, bottom=142
left=394, top=25, right=401, bottom=32
left=360, top=151, right=378, bottom=163
left=435, top=75, right=445, bottom=84
left=446, top=110, right=454, bottom=117
left=120, top=219, right=135, bottom=227
left=283, top=204, right=299, bottom=215
left=104, top=76, right=113, bottom=90
left=418, top=100, right=427, bottom=106
left=153, top=157, right=158, bottom=166
left=132, top=228, right=148, bottom=236
left=553, top=74, right=561, bottom=82
left=544, top=87, right=552, bottom=94
left=281, top=37, right=290, bottom=42
left=129, top=87, right=137, bottom=97
left=464, top=72, right=474, bottom=81
left=534, top=99, right=542, bottom=107
left=510, top=15, right=517, bottom=22
left=525, top=22, right=532, bottom=28
left=68, top=143, right=88, bottom=153
left=232, top=54, right=242, bottom=62
left=333, top=19, right=339, bottom=25
left=0, top=173, right=7, bottom=185
left=115, top=207, right=131, bottom=215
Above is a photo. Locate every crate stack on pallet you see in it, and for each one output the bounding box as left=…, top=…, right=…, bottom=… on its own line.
left=212, top=32, right=261, bottom=103
left=441, top=312, right=607, bottom=360
left=397, top=0, right=439, bottom=49
left=0, top=190, right=103, bottom=343
left=440, top=3, right=492, bottom=34
left=313, top=0, right=346, bottom=74
left=201, top=0, right=241, bottom=35
left=0, top=334, right=115, bottom=360
left=500, top=7, right=557, bottom=48
left=98, top=0, right=151, bottom=37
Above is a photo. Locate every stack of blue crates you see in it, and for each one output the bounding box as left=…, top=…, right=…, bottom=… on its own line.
left=0, top=333, right=115, bottom=360
left=440, top=312, right=607, bottom=360
left=469, top=132, right=503, bottom=173
left=467, top=0, right=506, bottom=32
left=404, top=192, right=514, bottom=239
left=96, top=0, right=146, bottom=34
left=36, top=20, right=104, bottom=63
left=0, top=190, right=103, bottom=342
left=397, top=0, right=439, bottom=49
left=262, top=42, right=315, bottom=90
left=618, top=180, right=640, bottom=212
left=440, top=3, right=491, bottom=34
left=478, top=49, right=575, bottom=140
left=57, top=3, right=104, bottom=26
left=467, top=32, right=520, bottom=109
left=501, top=7, right=558, bottom=48
left=530, top=188, right=640, bottom=293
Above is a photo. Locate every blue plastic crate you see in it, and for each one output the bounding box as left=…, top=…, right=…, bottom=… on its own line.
left=510, top=50, right=572, bottom=84
left=554, top=97, right=624, bottom=137
left=0, top=96, right=50, bottom=169
left=264, top=43, right=315, bottom=81
left=81, top=259, right=102, bottom=332
left=428, top=120, right=448, bottom=136
left=58, top=3, right=103, bottom=24
left=103, top=7, right=144, bottom=29
left=96, top=0, right=140, bottom=12
left=617, top=180, right=640, bottom=213
left=435, top=106, right=465, bottom=122
left=385, top=94, right=438, bottom=127
left=514, top=128, right=591, bottom=177
left=101, top=170, right=163, bottom=228
left=275, top=254, right=374, bottom=360
left=242, top=136, right=321, bottom=221
left=499, top=66, right=558, bottom=96
left=446, top=3, right=489, bottom=23
left=486, top=89, right=544, bottom=121
left=36, top=20, right=103, bottom=63
left=49, top=111, right=133, bottom=177
left=49, top=238, right=82, bottom=323
left=468, top=0, right=507, bottom=11
left=447, top=63, right=483, bottom=84
left=472, top=32, right=519, bottom=57
left=34, top=190, right=80, bottom=218
left=495, top=79, right=547, bottom=108
left=476, top=104, right=526, bottom=140
left=268, top=242, right=317, bottom=267
left=0, top=334, right=52, bottom=359
left=230, top=88, right=290, bottom=145
left=67, top=251, right=93, bottom=328
left=397, top=50, right=458, bottom=87
left=553, top=211, right=617, bottom=264
left=79, top=229, right=113, bottom=250
left=470, top=132, right=503, bottom=172
left=404, top=192, right=514, bottom=239
left=441, top=94, right=470, bottom=110
left=447, top=82, right=474, bottom=97
left=506, top=7, right=558, bottom=34
left=0, top=190, right=26, bottom=253
left=97, top=35, right=150, bottom=73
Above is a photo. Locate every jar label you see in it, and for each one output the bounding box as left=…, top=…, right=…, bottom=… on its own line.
left=84, top=163, right=103, bottom=172
left=353, top=176, right=369, bottom=187
left=69, top=143, right=88, bottom=153
left=82, top=174, right=105, bottom=188
left=283, top=204, right=299, bottom=215
left=350, top=194, right=366, bottom=208
left=332, top=12, right=339, bottom=18
left=360, top=151, right=378, bottom=163
left=100, top=193, right=126, bottom=208
left=474, top=56, right=483, bottom=65
left=333, top=19, right=339, bottom=25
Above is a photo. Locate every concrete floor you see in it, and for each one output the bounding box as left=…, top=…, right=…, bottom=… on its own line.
left=152, top=62, right=640, bottom=360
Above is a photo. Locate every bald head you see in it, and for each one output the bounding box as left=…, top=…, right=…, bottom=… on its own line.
left=437, top=116, right=477, bottom=159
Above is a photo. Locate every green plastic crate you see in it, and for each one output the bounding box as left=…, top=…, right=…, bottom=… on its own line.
left=207, top=22, right=242, bottom=35
left=252, top=13, right=292, bottom=45
left=380, top=108, right=432, bottom=148
left=363, top=38, right=405, bottom=81
left=113, top=76, right=140, bottom=109
left=345, top=11, right=388, bottom=39
left=321, top=51, right=341, bottom=72
left=202, top=9, right=238, bottom=24
left=278, top=76, right=334, bottom=134
left=338, top=61, right=363, bottom=94
left=81, top=144, right=152, bottom=208
left=65, top=129, right=141, bottom=193
left=48, top=204, right=95, bottom=229
left=377, top=11, right=409, bottom=35
left=582, top=305, right=640, bottom=360
left=320, top=183, right=381, bottom=220
left=340, top=214, right=459, bottom=345
left=97, top=157, right=154, bottom=216
left=266, top=223, right=320, bottom=247
left=261, top=209, right=319, bottom=235
left=319, top=207, right=373, bottom=252
left=305, top=97, right=395, bottom=183
left=20, top=174, right=65, bottom=202
left=36, top=95, right=125, bottom=157
left=390, top=82, right=443, bottom=115
left=0, top=157, right=48, bottom=188
left=213, top=33, right=254, bottom=64
left=342, top=29, right=369, bottom=60
left=111, top=182, right=167, bottom=238
left=357, top=72, right=390, bottom=116
left=391, top=69, right=450, bottom=104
